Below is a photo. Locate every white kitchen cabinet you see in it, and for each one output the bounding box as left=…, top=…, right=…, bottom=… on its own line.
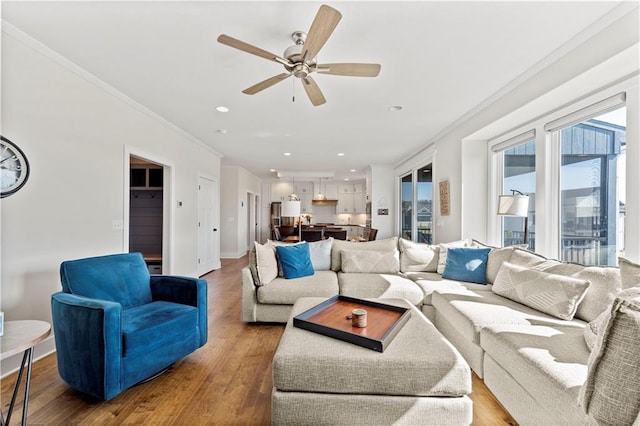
left=294, top=182, right=313, bottom=195
left=324, top=183, right=338, bottom=199
left=337, top=193, right=355, bottom=213
left=300, top=193, right=313, bottom=214
left=354, top=183, right=365, bottom=193
left=354, top=192, right=366, bottom=213
left=338, top=183, right=354, bottom=193
left=271, top=181, right=292, bottom=202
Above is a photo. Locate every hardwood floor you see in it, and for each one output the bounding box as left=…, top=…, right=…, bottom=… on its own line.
left=1, top=256, right=517, bottom=425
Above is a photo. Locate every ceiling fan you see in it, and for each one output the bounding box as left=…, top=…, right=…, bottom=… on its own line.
left=217, top=4, right=381, bottom=106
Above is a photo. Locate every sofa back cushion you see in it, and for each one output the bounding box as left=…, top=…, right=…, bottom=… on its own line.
left=436, top=240, right=470, bottom=274
left=330, top=237, right=398, bottom=272
left=340, top=248, right=400, bottom=274
left=398, top=238, right=439, bottom=272
left=492, top=262, right=590, bottom=320
left=579, top=287, right=640, bottom=425
left=60, top=252, right=152, bottom=308
left=486, top=247, right=515, bottom=284
left=254, top=241, right=278, bottom=286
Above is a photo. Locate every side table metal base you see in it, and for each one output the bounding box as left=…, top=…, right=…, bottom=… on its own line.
left=1, top=347, right=35, bottom=426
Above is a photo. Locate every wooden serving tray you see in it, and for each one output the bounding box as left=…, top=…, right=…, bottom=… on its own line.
left=293, top=296, right=411, bottom=352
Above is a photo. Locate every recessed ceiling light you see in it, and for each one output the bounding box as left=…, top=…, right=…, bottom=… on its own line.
left=337, top=153, right=345, bottom=156
left=269, top=169, right=276, bottom=172
left=216, top=129, right=227, bottom=134
left=284, top=152, right=292, bottom=156
left=350, top=169, right=356, bottom=172
left=216, top=106, right=229, bottom=112
left=344, top=178, right=350, bottom=181
left=389, top=105, right=403, bottom=111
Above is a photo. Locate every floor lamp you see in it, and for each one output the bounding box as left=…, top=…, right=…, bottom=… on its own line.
left=281, top=199, right=301, bottom=241
left=497, top=190, right=530, bottom=246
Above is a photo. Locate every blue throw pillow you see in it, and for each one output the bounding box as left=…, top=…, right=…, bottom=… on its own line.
left=443, top=247, right=491, bottom=284
left=275, top=243, right=315, bottom=279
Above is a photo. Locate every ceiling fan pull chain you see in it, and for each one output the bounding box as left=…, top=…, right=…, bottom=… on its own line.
left=292, top=76, right=296, bottom=102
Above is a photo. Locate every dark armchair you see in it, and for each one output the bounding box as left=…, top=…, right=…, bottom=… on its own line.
left=51, top=252, right=207, bottom=400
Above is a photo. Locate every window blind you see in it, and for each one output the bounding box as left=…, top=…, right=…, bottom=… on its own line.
left=544, top=92, right=626, bottom=132
left=490, top=129, right=536, bottom=153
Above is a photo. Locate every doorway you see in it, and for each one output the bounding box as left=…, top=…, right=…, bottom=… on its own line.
left=198, top=176, right=219, bottom=275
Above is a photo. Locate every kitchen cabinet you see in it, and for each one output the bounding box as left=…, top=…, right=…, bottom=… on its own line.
left=337, top=182, right=366, bottom=213
left=300, top=193, right=313, bottom=214
left=324, top=183, right=338, bottom=199
left=294, top=182, right=313, bottom=195
left=271, top=181, right=293, bottom=202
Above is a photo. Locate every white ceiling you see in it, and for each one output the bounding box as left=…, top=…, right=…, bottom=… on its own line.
left=1, top=1, right=624, bottom=181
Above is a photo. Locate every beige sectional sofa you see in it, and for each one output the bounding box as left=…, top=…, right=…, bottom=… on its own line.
left=242, top=236, right=640, bottom=425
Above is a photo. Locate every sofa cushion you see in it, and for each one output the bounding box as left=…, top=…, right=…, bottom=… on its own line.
left=522, top=261, right=622, bottom=323
left=492, top=262, right=590, bottom=320
left=122, top=301, right=199, bottom=356
left=619, top=256, right=640, bottom=289
left=256, top=271, right=339, bottom=304
left=338, top=273, right=424, bottom=306
left=481, top=324, right=590, bottom=425
left=398, top=238, right=439, bottom=272
left=408, top=273, right=493, bottom=305
left=340, top=248, right=400, bottom=274
left=437, top=240, right=470, bottom=274
left=254, top=241, right=278, bottom=285
left=486, top=247, right=515, bottom=284
left=431, top=289, right=585, bottom=345
left=330, top=237, right=398, bottom=272
left=579, top=287, right=640, bottom=425
left=276, top=243, right=314, bottom=279
left=443, top=247, right=490, bottom=285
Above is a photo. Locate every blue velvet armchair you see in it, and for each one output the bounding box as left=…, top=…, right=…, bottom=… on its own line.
left=51, top=252, right=207, bottom=400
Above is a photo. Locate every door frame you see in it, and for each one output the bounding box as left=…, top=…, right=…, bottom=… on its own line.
left=124, top=146, right=175, bottom=273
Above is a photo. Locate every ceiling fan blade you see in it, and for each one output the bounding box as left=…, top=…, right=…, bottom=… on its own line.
left=217, top=34, right=291, bottom=66
left=317, top=63, right=381, bottom=77
left=242, top=73, right=292, bottom=95
left=301, top=76, right=326, bottom=106
left=301, top=5, right=342, bottom=61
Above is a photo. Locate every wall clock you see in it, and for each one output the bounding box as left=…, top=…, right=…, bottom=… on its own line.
left=1, top=136, right=30, bottom=198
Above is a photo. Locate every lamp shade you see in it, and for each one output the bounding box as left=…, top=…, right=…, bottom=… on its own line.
left=281, top=200, right=301, bottom=217
left=497, top=195, right=529, bottom=217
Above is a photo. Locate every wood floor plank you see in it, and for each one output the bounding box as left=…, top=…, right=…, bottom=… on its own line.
left=1, top=255, right=516, bottom=425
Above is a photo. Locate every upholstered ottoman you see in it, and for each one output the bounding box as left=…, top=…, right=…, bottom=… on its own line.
left=271, top=297, right=472, bottom=426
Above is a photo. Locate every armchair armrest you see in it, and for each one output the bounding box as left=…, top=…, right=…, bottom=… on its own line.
left=149, top=275, right=208, bottom=345
left=51, top=291, right=122, bottom=400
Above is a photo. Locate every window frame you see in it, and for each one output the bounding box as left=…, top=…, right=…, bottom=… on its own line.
left=487, top=79, right=635, bottom=262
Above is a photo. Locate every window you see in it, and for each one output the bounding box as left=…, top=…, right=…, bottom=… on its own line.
left=399, top=163, right=433, bottom=243
left=557, top=107, right=626, bottom=266
left=502, top=139, right=536, bottom=250
left=400, top=173, right=413, bottom=240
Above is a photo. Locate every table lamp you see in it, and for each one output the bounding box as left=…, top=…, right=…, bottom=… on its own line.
left=497, top=189, right=530, bottom=245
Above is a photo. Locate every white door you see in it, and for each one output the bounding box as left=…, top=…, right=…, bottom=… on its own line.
left=198, top=176, right=218, bottom=275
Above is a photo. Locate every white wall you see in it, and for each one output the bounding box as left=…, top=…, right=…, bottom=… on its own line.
left=396, top=6, right=639, bottom=245
left=1, top=27, right=221, bottom=374
left=369, top=165, right=395, bottom=239
left=220, top=165, right=261, bottom=258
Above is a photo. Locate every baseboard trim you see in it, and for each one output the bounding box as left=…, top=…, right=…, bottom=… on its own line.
left=1, top=335, right=56, bottom=379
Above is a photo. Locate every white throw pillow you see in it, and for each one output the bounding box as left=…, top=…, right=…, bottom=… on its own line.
left=254, top=241, right=278, bottom=286
left=492, top=262, right=590, bottom=320
left=436, top=240, right=469, bottom=274
left=398, top=238, right=439, bottom=272
left=584, top=309, right=609, bottom=351
left=340, top=248, right=400, bottom=274
left=307, top=237, right=333, bottom=270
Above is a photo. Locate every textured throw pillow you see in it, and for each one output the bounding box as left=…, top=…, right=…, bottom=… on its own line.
left=584, top=309, right=609, bottom=351
left=254, top=241, right=278, bottom=286
left=579, top=287, right=640, bottom=425
left=275, top=243, right=315, bottom=279
left=340, top=249, right=400, bottom=274
left=398, top=238, right=439, bottom=272
left=509, top=248, right=550, bottom=268
left=437, top=240, right=469, bottom=274
left=443, top=247, right=491, bottom=284
left=492, top=262, right=590, bottom=320
left=619, top=257, right=640, bottom=289
left=330, top=237, right=398, bottom=271
left=307, top=237, right=333, bottom=270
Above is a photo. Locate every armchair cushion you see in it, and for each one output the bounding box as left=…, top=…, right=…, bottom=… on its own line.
left=60, top=252, right=152, bottom=308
